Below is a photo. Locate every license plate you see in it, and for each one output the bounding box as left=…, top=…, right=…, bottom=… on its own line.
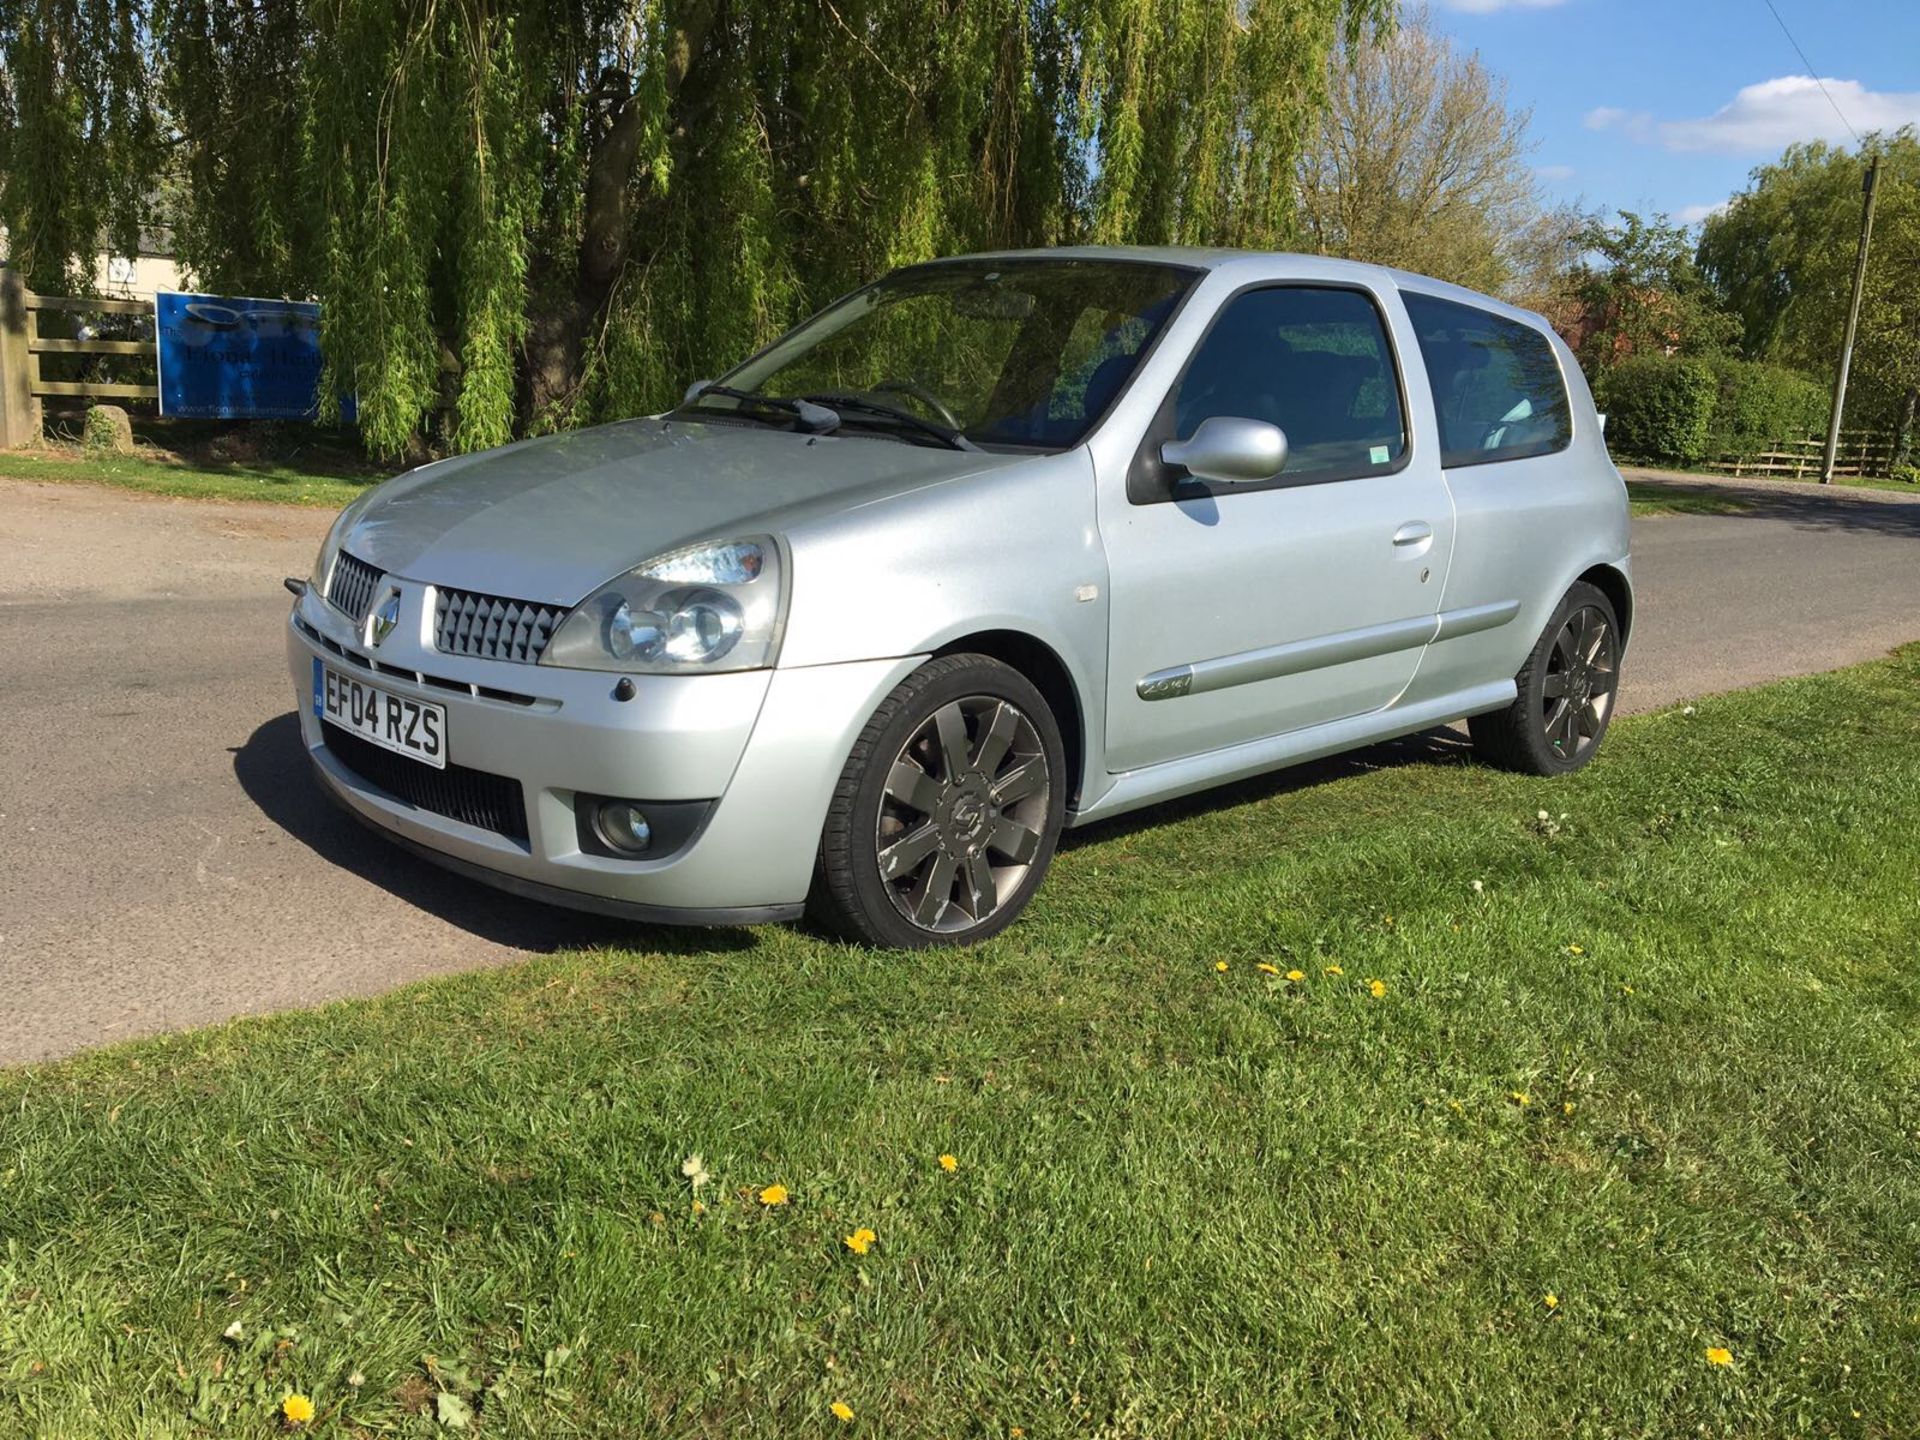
left=313, top=658, right=446, bottom=769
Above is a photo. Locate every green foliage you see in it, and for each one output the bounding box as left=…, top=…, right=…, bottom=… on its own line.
left=1565, top=211, right=1740, bottom=378
left=81, top=405, right=123, bottom=452
left=1296, top=9, right=1584, bottom=304
left=2, top=0, right=1396, bottom=459
left=0, top=0, right=160, bottom=291
left=1699, top=130, right=1920, bottom=441
left=1703, top=356, right=1828, bottom=456
left=1599, top=355, right=1717, bottom=465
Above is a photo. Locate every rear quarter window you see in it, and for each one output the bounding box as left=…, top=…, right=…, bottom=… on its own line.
left=1401, top=292, right=1571, bottom=469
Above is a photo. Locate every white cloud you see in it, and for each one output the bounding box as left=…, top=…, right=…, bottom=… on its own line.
left=1677, top=201, right=1728, bottom=224
left=1533, top=163, right=1577, bottom=181
left=1436, top=0, right=1567, bottom=11
left=1585, top=76, right=1920, bottom=154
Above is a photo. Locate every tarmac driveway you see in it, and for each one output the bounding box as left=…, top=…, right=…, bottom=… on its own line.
left=4, top=470, right=1919, bottom=1063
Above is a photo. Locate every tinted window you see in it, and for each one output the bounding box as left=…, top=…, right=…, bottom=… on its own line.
left=1402, top=293, right=1571, bottom=468
left=1172, top=286, right=1407, bottom=482
left=709, top=259, right=1197, bottom=451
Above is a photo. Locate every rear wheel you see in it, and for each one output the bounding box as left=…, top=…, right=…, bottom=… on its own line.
left=1469, top=581, right=1621, bottom=775
left=809, top=654, right=1067, bottom=948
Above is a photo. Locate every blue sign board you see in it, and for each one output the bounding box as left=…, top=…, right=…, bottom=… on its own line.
left=155, top=292, right=350, bottom=421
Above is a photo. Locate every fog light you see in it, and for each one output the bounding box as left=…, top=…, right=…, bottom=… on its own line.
left=596, top=800, right=652, bottom=854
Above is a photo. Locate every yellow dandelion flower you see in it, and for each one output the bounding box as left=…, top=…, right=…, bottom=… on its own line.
left=282, top=1393, right=315, bottom=1425
left=1283, top=968, right=1304, bottom=982
left=1567, top=943, right=1585, bottom=955
left=1367, top=978, right=1387, bottom=998
left=758, top=1183, right=789, bottom=1206
left=844, top=1227, right=876, bottom=1256
left=1622, top=984, right=1635, bottom=994
left=1706, top=1346, right=1733, bottom=1366
left=1214, top=960, right=1229, bottom=972
left=1256, top=962, right=1280, bottom=975
left=830, top=1400, right=855, bottom=1422
left=1562, top=1101, right=1576, bottom=1116
left=1324, top=964, right=1344, bottom=976
left=1543, top=1293, right=1559, bottom=1309
left=938, top=1153, right=958, bottom=1173
left=1510, top=1091, right=1531, bottom=1106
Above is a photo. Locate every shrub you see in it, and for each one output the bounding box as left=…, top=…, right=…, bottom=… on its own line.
left=1599, top=356, right=1717, bottom=466
left=1706, top=357, right=1829, bottom=456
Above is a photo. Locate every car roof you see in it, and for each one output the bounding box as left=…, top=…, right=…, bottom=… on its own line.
left=925, top=245, right=1557, bottom=334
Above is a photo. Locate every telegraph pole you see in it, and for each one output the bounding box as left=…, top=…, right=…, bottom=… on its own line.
left=1821, top=151, right=1882, bottom=483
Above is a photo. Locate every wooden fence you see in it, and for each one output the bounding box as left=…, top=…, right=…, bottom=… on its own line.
left=1719, top=430, right=1902, bottom=481
left=0, top=269, right=158, bottom=447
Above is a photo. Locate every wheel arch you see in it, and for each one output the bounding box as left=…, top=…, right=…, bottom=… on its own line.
left=1577, top=563, right=1634, bottom=650
left=930, top=629, right=1087, bottom=808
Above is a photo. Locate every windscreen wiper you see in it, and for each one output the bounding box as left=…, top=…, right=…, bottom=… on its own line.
left=798, top=393, right=978, bottom=451
left=685, top=384, right=840, bottom=434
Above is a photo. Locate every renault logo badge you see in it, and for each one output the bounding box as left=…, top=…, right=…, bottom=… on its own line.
left=368, top=588, right=402, bottom=648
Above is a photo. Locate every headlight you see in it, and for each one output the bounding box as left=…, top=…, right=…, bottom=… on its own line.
left=541, top=537, right=786, bottom=674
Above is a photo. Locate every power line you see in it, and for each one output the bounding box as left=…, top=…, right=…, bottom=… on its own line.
left=1759, top=0, right=1861, bottom=144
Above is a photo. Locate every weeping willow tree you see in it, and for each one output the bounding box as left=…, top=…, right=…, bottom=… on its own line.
left=1, top=0, right=1394, bottom=457
left=0, top=0, right=158, bottom=290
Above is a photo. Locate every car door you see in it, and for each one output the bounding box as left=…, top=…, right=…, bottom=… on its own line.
left=1097, top=279, right=1454, bottom=773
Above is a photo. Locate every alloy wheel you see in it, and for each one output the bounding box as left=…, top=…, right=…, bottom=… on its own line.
left=875, top=696, right=1050, bottom=934
left=1542, top=604, right=1617, bottom=761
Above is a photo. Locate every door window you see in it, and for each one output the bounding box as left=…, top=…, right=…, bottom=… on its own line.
left=1401, top=292, right=1571, bottom=467
left=1171, top=286, right=1408, bottom=482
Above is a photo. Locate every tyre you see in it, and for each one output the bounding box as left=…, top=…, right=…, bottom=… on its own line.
left=1469, top=580, right=1622, bottom=776
left=809, top=654, right=1067, bottom=948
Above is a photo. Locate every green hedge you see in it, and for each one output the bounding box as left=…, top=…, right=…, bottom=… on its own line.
left=1705, top=357, right=1829, bottom=455
left=1598, top=356, right=1829, bottom=466
left=1600, top=356, right=1718, bottom=465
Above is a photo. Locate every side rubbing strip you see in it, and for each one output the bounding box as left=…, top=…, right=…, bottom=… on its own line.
left=1136, top=600, right=1521, bottom=702
left=1432, top=598, right=1521, bottom=641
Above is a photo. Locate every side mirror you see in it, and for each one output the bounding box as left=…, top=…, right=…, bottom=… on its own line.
left=1161, top=416, right=1288, bottom=484
left=683, top=379, right=713, bottom=405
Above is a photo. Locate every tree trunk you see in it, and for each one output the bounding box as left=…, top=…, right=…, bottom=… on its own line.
left=522, top=0, right=719, bottom=430
left=1895, top=383, right=1918, bottom=471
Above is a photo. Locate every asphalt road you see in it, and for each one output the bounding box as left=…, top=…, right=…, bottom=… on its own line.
left=5, top=471, right=1920, bottom=1064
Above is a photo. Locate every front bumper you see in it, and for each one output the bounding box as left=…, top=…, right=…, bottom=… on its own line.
left=286, top=583, right=918, bottom=923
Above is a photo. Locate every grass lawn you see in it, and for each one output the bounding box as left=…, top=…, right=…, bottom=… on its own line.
left=5, top=652, right=1920, bottom=1438
left=0, top=449, right=380, bottom=508
left=1624, top=481, right=1753, bottom=518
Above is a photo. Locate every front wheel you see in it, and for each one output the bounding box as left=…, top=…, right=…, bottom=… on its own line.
left=1469, top=581, right=1622, bottom=775
left=809, top=654, right=1066, bottom=948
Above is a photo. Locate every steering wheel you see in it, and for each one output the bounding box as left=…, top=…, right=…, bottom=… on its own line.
left=871, top=378, right=963, bottom=431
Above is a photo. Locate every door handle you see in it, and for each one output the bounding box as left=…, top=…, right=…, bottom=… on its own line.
left=1392, top=521, right=1433, bottom=546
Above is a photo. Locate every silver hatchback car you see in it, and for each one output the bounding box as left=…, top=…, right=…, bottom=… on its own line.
left=289, top=248, right=1630, bottom=947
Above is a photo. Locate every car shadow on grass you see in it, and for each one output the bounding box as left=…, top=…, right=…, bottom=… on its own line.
left=233, top=712, right=759, bottom=955
left=1061, top=724, right=1478, bottom=851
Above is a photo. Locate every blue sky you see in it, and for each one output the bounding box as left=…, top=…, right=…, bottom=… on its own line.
left=1427, top=0, right=1920, bottom=224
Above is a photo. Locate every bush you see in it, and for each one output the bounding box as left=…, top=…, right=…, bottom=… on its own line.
left=1705, top=357, right=1828, bottom=456
left=1599, top=356, right=1717, bottom=465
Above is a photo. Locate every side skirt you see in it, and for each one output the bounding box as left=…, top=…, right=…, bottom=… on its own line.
left=1069, top=678, right=1517, bottom=826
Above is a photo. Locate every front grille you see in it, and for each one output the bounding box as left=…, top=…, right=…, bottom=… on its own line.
left=434, top=585, right=568, bottom=664
left=320, top=720, right=530, bottom=844
left=326, top=551, right=381, bottom=622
